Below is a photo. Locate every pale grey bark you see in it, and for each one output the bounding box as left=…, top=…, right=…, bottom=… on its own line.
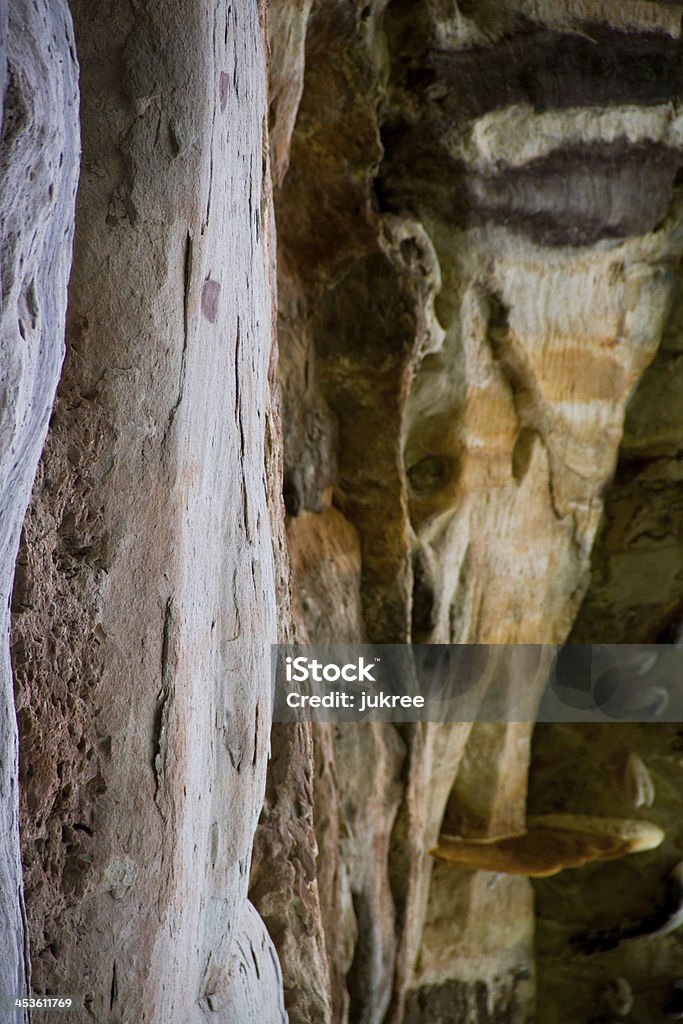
left=0, top=0, right=79, bottom=1002
left=217, top=902, right=288, bottom=1023
left=12, top=0, right=286, bottom=1018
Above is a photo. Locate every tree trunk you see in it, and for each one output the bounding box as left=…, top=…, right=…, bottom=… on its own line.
left=0, top=0, right=79, bottom=1004
left=12, top=1, right=285, bottom=1018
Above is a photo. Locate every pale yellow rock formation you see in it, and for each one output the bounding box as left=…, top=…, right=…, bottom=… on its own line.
left=432, top=815, right=664, bottom=877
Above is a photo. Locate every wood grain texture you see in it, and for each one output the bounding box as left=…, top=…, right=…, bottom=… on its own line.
left=0, top=0, right=79, bottom=1004
left=12, top=1, right=286, bottom=1018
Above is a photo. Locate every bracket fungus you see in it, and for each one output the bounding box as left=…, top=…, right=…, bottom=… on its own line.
left=431, top=813, right=664, bottom=878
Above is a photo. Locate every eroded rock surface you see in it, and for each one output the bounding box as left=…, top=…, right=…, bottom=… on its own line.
left=7, top=1, right=683, bottom=1022
left=258, top=2, right=683, bottom=1022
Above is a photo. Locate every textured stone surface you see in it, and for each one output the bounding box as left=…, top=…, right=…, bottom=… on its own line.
left=263, top=2, right=683, bottom=1022
left=572, top=269, right=683, bottom=644
left=12, top=1, right=286, bottom=1018
left=212, top=901, right=288, bottom=1023
left=8, top=1, right=683, bottom=1022
left=0, top=0, right=79, bottom=1003
left=531, top=180, right=683, bottom=1024
left=251, top=722, right=334, bottom=1024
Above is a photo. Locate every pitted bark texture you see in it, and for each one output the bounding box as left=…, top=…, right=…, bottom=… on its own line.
left=0, top=0, right=79, bottom=1004
left=13, top=1, right=286, bottom=1019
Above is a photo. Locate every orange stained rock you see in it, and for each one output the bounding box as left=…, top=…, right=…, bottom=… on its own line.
left=430, top=814, right=664, bottom=878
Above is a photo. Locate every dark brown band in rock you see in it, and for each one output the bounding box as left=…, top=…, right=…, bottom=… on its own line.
left=419, top=24, right=683, bottom=123
left=379, top=134, right=683, bottom=246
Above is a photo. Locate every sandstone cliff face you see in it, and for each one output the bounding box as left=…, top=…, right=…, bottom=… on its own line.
left=258, top=2, right=683, bottom=1022
left=531, top=195, right=683, bottom=1024
left=5, top=2, right=683, bottom=1023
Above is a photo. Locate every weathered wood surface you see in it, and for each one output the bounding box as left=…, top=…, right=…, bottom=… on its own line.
left=12, top=1, right=286, bottom=1018
left=0, top=0, right=79, bottom=1003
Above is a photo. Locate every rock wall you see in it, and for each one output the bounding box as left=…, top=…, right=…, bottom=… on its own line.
left=258, top=1, right=683, bottom=1022
left=0, top=0, right=79, bottom=1004
left=6, top=1, right=683, bottom=1022
left=530, top=182, right=683, bottom=1024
